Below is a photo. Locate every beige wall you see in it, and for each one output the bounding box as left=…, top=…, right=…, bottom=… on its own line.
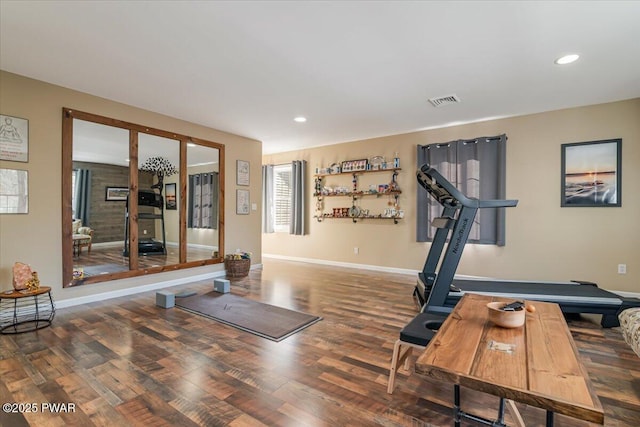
left=263, top=99, right=640, bottom=294
left=0, top=71, right=263, bottom=301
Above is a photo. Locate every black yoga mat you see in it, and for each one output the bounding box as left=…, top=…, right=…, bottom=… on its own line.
left=176, top=292, right=321, bottom=342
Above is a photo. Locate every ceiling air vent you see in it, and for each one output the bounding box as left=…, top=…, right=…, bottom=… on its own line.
left=428, top=94, right=461, bottom=107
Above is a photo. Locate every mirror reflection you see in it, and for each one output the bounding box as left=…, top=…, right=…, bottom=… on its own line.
left=65, top=110, right=224, bottom=286
left=186, top=144, right=220, bottom=261
left=72, top=119, right=130, bottom=278
left=133, top=134, right=180, bottom=269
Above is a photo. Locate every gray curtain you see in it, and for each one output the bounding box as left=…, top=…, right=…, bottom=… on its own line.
left=75, top=169, right=92, bottom=226
left=188, top=172, right=217, bottom=229
left=262, top=164, right=274, bottom=233
left=211, top=172, right=219, bottom=228
left=289, top=160, right=306, bottom=235
left=188, top=173, right=200, bottom=228
left=417, top=134, right=507, bottom=245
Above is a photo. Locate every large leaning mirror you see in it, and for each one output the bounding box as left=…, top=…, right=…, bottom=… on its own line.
left=62, top=108, right=225, bottom=287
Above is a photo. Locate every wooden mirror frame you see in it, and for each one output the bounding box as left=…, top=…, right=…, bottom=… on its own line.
left=62, top=108, right=225, bottom=287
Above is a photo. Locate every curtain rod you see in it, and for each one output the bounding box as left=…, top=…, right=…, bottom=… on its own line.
left=419, top=134, right=506, bottom=149
left=265, top=161, right=305, bottom=167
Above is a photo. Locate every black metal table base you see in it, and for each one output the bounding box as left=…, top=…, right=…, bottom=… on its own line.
left=0, top=291, right=55, bottom=334
left=453, top=384, right=554, bottom=427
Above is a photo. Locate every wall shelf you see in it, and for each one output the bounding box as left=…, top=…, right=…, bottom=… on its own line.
left=314, top=167, right=401, bottom=178
left=313, top=190, right=402, bottom=198
left=313, top=215, right=402, bottom=224
left=314, top=165, right=402, bottom=224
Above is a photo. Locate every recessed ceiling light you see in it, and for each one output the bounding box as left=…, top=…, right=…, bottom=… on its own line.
left=294, top=116, right=307, bottom=123
left=555, top=54, right=580, bottom=65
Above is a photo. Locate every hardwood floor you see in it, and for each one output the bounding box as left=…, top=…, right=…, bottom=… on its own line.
left=1, top=259, right=639, bottom=426
left=73, top=245, right=215, bottom=277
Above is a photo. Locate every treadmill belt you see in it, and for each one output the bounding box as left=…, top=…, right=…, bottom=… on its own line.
left=451, top=279, right=622, bottom=305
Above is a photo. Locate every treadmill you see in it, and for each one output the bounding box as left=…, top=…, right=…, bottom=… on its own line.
left=416, top=163, right=638, bottom=327
left=123, top=190, right=167, bottom=256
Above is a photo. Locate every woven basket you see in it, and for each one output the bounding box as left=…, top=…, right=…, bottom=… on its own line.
left=225, top=258, right=250, bottom=278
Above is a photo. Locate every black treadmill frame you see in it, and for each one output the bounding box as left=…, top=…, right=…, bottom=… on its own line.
left=123, top=190, right=167, bottom=256
left=416, top=164, right=635, bottom=327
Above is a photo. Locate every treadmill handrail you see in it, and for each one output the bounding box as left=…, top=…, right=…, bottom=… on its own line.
left=417, top=164, right=518, bottom=209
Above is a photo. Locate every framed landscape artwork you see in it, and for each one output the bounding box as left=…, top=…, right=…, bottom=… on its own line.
left=105, top=186, right=129, bottom=201
left=561, top=139, right=621, bottom=207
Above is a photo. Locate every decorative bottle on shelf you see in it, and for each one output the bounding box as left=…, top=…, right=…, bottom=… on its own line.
left=393, top=152, right=400, bottom=168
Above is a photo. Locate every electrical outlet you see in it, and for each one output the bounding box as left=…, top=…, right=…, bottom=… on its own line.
left=618, top=264, right=627, bottom=274
left=143, top=229, right=148, bottom=235
left=354, top=247, right=359, bottom=255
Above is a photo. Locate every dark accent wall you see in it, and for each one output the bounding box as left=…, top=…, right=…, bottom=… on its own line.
left=73, top=162, right=154, bottom=243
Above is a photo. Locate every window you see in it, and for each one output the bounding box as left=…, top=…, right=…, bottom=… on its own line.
left=417, top=134, right=507, bottom=245
left=262, top=161, right=306, bottom=235
left=273, top=164, right=292, bottom=232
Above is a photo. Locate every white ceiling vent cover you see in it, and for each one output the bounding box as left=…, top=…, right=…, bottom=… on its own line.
left=428, top=94, right=461, bottom=107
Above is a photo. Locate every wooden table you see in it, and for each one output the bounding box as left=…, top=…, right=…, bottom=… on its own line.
left=0, top=286, right=55, bottom=334
left=415, top=293, right=603, bottom=426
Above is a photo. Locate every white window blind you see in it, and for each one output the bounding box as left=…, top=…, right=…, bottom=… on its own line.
left=273, top=164, right=292, bottom=232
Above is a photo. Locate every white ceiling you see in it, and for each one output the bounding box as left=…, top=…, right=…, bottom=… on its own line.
left=72, top=118, right=218, bottom=168
left=1, top=1, right=639, bottom=154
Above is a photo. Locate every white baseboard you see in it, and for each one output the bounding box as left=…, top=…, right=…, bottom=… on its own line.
left=56, top=263, right=262, bottom=309
left=262, top=253, right=640, bottom=299
left=92, top=241, right=124, bottom=248
left=263, top=253, right=418, bottom=276
left=56, top=270, right=225, bottom=309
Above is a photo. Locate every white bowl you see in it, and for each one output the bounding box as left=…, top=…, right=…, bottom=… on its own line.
left=487, top=301, right=526, bottom=328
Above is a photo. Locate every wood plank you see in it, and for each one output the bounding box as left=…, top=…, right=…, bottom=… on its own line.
left=471, top=316, right=528, bottom=389
left=418, top=293, right=487, bottom=380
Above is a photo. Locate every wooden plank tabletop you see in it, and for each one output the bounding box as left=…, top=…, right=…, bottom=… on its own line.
left=415, top=293, right=604, bottom=424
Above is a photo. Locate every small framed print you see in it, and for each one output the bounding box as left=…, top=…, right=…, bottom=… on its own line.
left=0, top=168, right=28, bottom=214
left=236, top=189, right=250, bottom=214
left=0, top=114, right=29, bottom=162
left=165, top=183, right=177, bottom=210
left=237, top=160, right=250, bottom=186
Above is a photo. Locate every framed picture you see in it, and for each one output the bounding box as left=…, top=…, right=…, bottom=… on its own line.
left=561, top=138, right=621, bottom=207
left=236, top=189, right=250, bottom=214
left=0, top=114, right=29, bottom=162
left=237, top=160, right=250, bottom=186
left=105, top=186, right=129, bottom=201
left=0, top=168, right=28, bottom=214
left=165, top=183, right=177, bottom=210
left=341, top=159, right=368, bottom=172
